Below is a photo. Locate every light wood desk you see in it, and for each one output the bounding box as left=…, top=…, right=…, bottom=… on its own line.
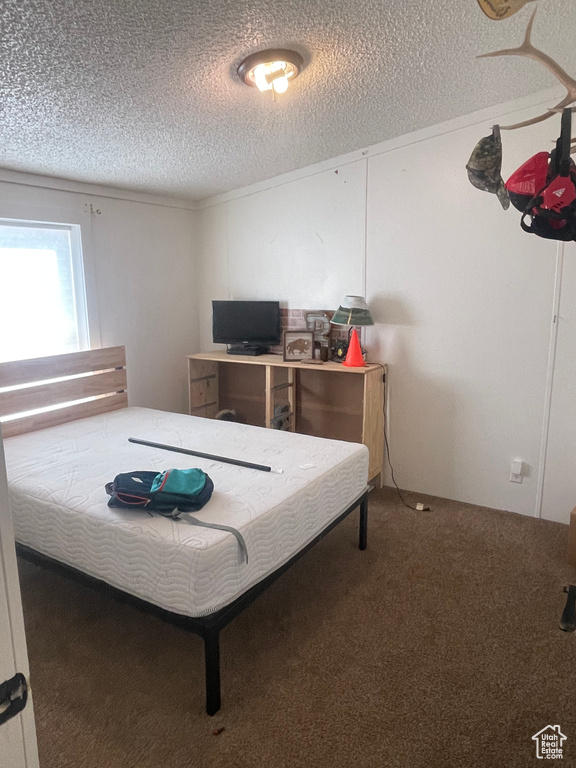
left=187, top=352, right=385, bottom=486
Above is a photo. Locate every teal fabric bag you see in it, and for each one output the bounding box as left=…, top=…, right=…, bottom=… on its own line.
left=150, top=468, right=209, bottom=511
left=105, top=468, right=248, bottom=563
left=105, top=468, right=212, bottom=513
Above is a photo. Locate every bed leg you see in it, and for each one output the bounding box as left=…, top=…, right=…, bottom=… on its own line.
left=203, top=630, right=221, bottom=716
left=359, top=495, right=368, bottom=550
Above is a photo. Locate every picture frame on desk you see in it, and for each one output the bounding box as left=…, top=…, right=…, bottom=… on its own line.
left=283, top=331, right=314, bottom=362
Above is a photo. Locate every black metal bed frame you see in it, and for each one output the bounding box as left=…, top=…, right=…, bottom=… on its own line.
left=16, top=489, right=368, bottom=716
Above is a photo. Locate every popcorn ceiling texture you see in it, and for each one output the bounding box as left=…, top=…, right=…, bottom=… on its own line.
left=1, top=0, right=575, bottom=201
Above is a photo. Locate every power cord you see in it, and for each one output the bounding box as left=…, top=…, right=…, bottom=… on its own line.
left=368, top=361, right=431, bottom=512
left=383, top=417, right=430, bottom=511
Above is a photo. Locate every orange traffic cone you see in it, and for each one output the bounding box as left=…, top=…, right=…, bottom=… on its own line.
left=343, top=328, right=365, bottom=367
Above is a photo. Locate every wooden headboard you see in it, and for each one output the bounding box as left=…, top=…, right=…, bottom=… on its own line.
left=0, top=346, right=128, bottom=438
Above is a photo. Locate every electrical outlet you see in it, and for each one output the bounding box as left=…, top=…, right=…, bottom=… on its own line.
left=510, top=457, right=523, bottom=483
left=511, top=458, right=523, bottom=475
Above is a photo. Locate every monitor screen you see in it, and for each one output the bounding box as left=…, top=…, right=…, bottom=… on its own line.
left=212, top=300, right=281, bottom=345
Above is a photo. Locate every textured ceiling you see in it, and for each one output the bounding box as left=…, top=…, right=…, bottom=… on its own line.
left=1, top=0, right=575, bottom=201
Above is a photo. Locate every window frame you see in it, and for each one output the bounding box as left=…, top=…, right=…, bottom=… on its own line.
left=0, top=202, right=101, bottom=359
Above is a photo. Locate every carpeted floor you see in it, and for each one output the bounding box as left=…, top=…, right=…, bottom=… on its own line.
left=17, top=487, right=576, bottom=768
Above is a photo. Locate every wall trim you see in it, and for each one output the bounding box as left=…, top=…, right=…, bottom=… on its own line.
left=197, top=87, right=562, bottom=210
left=535, top=242, right=565, bottom=519
left=0, top=168, right=198, bottom=211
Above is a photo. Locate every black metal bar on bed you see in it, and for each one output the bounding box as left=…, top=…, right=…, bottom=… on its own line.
left=16, top=489, right=368, bottom=716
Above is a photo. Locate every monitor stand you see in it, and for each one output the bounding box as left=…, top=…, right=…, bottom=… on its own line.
left=227, top=344, right=268, bottom=356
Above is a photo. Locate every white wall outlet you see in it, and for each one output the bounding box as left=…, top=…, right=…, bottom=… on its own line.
left=510, top=457, right=523, bottom=483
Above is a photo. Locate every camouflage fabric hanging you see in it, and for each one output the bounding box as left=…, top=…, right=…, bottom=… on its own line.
left=466, top=125, right=510, bottom=210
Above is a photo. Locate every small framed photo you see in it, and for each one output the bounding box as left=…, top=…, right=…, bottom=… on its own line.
left=283, top=330, right=314, bottom=362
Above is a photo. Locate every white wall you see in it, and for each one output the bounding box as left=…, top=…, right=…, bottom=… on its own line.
left=197, top=89, right=576, bottom=522
left=366, top=115, right=557, bottom=515
left=0, top=174, right=198, bottom=413
left=196, top=161, right=367, bottom=350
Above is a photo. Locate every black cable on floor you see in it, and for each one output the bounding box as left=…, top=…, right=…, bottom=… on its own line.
left=381, top=380, right=430, bottom=512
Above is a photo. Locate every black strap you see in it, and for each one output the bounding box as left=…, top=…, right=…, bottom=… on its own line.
left=521, top=211, right=534, bottom=234
left=559, top=108, right=572, bottom=178
left=520, top=210, right=576, bottom=241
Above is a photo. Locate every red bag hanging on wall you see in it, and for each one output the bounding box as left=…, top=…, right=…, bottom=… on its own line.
left=505, top=109, right=576, bottom=241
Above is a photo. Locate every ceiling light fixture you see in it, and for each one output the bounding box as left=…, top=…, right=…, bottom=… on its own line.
left=238, top=49, right=303, bottom=97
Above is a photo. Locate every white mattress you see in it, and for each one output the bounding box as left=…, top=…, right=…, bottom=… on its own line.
left=4, top=407, right=368, bottom=617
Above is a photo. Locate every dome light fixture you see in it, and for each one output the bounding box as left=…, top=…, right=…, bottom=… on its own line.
left=238, top=49, right=303, bottom=97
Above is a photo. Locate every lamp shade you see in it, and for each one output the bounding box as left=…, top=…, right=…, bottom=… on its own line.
left=330, top=295, right=374, bottom=326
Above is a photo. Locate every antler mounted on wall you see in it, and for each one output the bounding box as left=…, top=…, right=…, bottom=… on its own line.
left=478, top=7, right=576, bottom=136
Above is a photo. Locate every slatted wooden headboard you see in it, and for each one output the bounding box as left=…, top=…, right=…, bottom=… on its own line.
left=0, top=346, right=128, bottom=438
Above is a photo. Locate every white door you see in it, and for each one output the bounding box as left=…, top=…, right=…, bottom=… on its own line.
left=0, top=425, right=39, bottom=768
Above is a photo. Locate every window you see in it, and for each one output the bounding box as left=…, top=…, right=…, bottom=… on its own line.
left=0, top=219, right=89, bottom=363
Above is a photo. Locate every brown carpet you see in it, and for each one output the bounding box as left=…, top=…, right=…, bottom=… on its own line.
left=17, top=488, right=576, bottom=768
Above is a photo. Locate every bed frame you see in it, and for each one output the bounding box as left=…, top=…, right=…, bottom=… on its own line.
left=0, top=346, right=368, bottom=715
left=0, top=346, right=128, bottom=438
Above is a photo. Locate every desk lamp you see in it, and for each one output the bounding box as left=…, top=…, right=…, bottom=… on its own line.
left=330, top=295, right=374, bottom=367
